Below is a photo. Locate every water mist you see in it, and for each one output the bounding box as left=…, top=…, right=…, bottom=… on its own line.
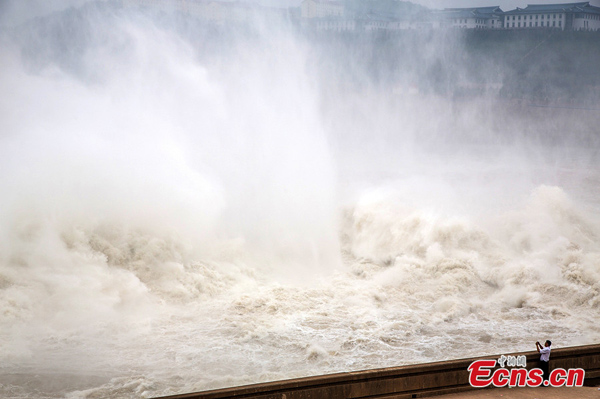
left=1, top=2, right=600, bottom=398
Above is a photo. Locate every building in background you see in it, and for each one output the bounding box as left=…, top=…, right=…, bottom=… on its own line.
left=313, top=16, right=356, bottom=31
left=437, top=6, right=504, bottom=29
left=571, top=2, right=600, bottom=30
left=301, top=0, right=430, bottom=31
left=300, top=0, right=600, bottom=32
left=503, top=2, right=600, bottom=31
left=301, top=0, right=344, bottom=19
left=123, top=0, right=600, bottom=32
left=123, top=0, right=290, bottom=25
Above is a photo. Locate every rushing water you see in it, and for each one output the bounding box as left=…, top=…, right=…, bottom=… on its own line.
left=1, top=4, right=599, bottom=398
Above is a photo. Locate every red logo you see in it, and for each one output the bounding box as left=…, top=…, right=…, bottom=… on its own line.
left=468, top=359, right=585, bottom=388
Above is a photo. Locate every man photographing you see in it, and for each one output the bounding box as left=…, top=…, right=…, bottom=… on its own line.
left=536, top=340, right=552, bottom=383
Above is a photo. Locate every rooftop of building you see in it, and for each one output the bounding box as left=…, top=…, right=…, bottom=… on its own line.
left=443, top=6, right=503, bottom=14
left=436, top=7, right=503, bottom=20
left=505, top=2, right=600, bottom=14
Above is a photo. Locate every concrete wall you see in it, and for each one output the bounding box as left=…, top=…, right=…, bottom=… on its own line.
left=155, top=343, right=600, bottom=399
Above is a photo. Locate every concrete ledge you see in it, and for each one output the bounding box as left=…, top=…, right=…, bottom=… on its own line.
left=154, top=343, right=600, bottom=399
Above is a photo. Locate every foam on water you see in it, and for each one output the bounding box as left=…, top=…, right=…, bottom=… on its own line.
left=1, top=4, right=599, bottom=398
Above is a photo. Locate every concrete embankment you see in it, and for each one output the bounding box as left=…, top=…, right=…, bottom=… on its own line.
left=154, top=343, right=600, bottom=399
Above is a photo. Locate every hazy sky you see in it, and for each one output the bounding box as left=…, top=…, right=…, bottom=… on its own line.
left=0, top=0, right=94, bottom=26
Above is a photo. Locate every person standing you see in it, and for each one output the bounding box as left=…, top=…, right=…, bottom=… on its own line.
left=536, top=340, right=552, bottom=383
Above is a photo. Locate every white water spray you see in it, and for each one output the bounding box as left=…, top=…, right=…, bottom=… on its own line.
left=1, top=3, right=599, bottom=398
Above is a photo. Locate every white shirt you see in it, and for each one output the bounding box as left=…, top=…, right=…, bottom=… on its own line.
left=540, top=346, right=551, bottom=362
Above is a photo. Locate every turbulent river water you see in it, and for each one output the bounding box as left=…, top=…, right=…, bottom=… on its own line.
left=1, top=4, right=599, bottom=399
